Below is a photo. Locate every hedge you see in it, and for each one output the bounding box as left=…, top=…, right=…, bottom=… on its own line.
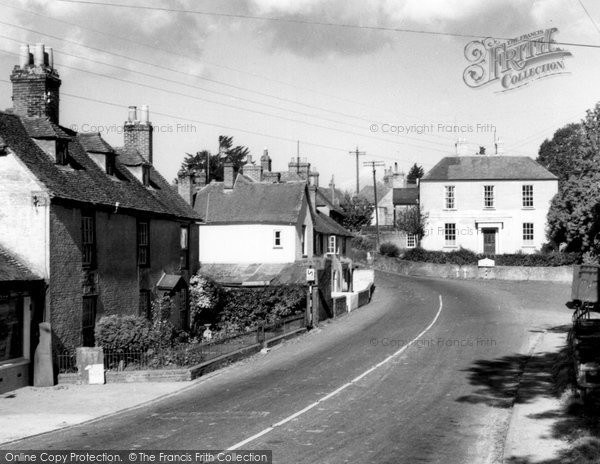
left=401, top=247, right=581, bottom=267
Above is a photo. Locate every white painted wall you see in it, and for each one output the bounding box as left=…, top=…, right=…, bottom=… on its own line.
left=199, top=224, right=298, bottom=263
left=0, top=152, right=49, bottom=276
left=420, top=179, right=558, bottom=253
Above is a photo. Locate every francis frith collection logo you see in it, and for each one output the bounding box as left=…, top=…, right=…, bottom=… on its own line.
left=463, top=28, right=572, bottom=92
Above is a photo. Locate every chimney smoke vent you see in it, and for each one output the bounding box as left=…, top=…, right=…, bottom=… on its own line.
left=19, top=44, right=29, bottom=68
left=140, top=104, right=149, bottom=124
left=33, top=44, right=44, bottom=67
left=128, top=106, right=137, bottom=123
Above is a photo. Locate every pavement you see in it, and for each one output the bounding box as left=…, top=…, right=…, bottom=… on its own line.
left=502, top=329, right=571, bottom=463
left=0, top=381, right=197, bottom=445
left=0, top=273, right=574, bottom=463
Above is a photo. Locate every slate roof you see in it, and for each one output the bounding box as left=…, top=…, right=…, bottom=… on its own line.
left=393, top=188, right=419, bottom=206
left=315, top=188, right=343, bottom=213
left=194, top=179, right=306, bottom=224
left=78, top=132, right=114, bottom=154
left=21, top=117, right=72, bottom=139
left=313, top=212, right=353, bottom=237
left=422, top=156, right=558, bottom=181
left=0, top=247, right=41, bottom=282
left=114, top=146, right=148, bottom=166
left=199, top=262, right=308, bottom=286
left=0, top=112, right=199, bottom=220
left=358, top=184, right=390, bottom=204
left=156, top=273, right=187, bottom=290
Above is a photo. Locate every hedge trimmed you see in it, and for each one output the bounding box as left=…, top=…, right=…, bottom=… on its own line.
left=401, top=247, right=580, bottom=267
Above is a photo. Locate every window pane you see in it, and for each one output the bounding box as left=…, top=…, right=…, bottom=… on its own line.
left=522, top=185, right=533, bottom=207
left=445, top=186, right=455, bottom=209
left=484, top=186, right=494, bottom=208
left=445, top=223, right=456, bottom=245
left=523, top=223, right=534, bottom=242
left=0, top=295, right=23, bottom=361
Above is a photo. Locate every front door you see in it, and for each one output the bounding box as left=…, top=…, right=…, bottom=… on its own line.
left=483, top=229, right=496, bottom=255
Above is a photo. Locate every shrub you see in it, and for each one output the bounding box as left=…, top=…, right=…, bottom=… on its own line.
left=379, top=242, right=400, bottom=257
left=400, top=247, right=580, bottom=267
left=189, top=274, right=222, bottom=330
left=218, top=284, right=306, bottom=332
left=94, top=315, right=152, bottom=352
left=350, top=235, right=376, bottom=251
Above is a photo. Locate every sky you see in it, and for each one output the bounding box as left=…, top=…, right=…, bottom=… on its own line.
left=0, top=0, right=599, bottom=191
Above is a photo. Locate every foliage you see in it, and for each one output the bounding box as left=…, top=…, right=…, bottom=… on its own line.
left=350, top=235, right=376, bottom=251
left=181, top=135, right=250, bottom=183
left=395, top=205, right=428, bottom=238
left=149, top=294, right=179, bottom=350
left=546, top=173, right=600, bottom=255
left=379, top=242, right=400, bottom=257
left=189, top=274, right=222, bottom=330
left=218, top=285, right=306, bottom=333
left=339, top=192, right=375, bottom=231
left=401, top=247, right=580, bottom=266
left=407, top=163, right=424, bottom=184
left=536, top=123, right=588, bottom=182
left=94, top=315, right=153, bottom=352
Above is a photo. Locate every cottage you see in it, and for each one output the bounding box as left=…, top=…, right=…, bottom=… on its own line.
left=419, top=154, right=558, bottom=254
left=0, top=44, right=200, bottom=378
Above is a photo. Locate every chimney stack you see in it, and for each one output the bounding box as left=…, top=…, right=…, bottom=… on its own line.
left=455, top=138, right=468, bottom=156
left=124, top=105, right=153, bottom=164
left=260, top=148, right=272, bottom=172
left=223, top=160, right=235, bottom=190
left=11, top=43, right=61, bottom=123
left=495, top=138, right=504, bottom=155
left=242, top=155, right=263, bottom=182
left=177, top=170, right=195, bottom=205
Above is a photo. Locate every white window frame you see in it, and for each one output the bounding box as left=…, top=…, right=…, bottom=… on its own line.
left=522, top=185, right=533, bottom=208
left=445, top=223, right=456, bottom=246
left=273, top=230, right=282, bottom=248
left=406, top=234, right=417, bottom=248
left=301, top=225, right=307, bottom=257
left=523, top=223, right=534, bottom=244
left=327, top=235, right=337, bottom=254
left=445, top=185, right=455, bottom=209
left=483, top=185, right=494, bottom=208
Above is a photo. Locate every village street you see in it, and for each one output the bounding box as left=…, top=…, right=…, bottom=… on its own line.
left=3, top=272, right=570, bottom=463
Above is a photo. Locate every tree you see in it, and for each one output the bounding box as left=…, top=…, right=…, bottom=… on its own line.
left=395, top=205, right=428, bottom=238
left=181, top=136, right=250, bottom=183
left=536, top=123, right=588, bottom=182
left=407, top=163, right=424, bottom=184
left=339, top=192, right=375, bottom=232
left=543, top=102, right=600, bottom=254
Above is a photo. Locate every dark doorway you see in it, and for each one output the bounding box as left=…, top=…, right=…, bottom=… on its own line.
left=483, top=229, right=496, bottom=255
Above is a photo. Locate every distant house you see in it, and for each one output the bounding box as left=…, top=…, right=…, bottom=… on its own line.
left=419, top=155, right=558, bottom=254
left=0, top=42, right=200, bottom=383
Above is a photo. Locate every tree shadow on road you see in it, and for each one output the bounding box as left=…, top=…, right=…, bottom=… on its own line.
left=456, top=324, right=600, bottom=464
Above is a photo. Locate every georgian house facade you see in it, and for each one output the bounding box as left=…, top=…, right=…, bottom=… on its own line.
left=419, top=156, right=558, bottom=254
left=0, top=44, right=200, bottom=387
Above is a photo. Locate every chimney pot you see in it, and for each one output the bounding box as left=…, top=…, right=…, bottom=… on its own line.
left=46, top=47, right=53, bottom=68
left=140, top=104, right=149, bottom=124
left=33, top=43, right=45, bottom=67
left=128, top=106, right=137, bottom=122
left=19, top=44, right=30, bottom=68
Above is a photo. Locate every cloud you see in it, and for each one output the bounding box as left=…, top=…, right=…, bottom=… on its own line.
left=244, top=0, right=596, bottom=57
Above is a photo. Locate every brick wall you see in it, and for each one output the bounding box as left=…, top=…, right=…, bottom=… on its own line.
left=11, top=71, right=60, bottom=124
left=124, top=124, right=153, bottom=163
left=49, top=204, right=200, bottom=351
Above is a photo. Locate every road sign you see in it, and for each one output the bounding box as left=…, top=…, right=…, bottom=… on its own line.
left=306, top=268, right=316, bottom=283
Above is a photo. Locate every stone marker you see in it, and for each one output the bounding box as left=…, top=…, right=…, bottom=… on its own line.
left=33, top=322, right=54, bottom=387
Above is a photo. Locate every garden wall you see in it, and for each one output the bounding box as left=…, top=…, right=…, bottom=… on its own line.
left=373, top=256, right=573, bottom=282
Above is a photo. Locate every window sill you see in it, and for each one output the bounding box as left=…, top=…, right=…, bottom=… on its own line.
left=522, top=244, right=536, bottom=248
left=483, top=207, right=496, bottom=210
left=443, top=245, right=458, bottom=249
left=521, top=207, right=535, bottom=210
left=273, top=246, right=283, bottom=249
left=442, top=209, right=457, bottom=212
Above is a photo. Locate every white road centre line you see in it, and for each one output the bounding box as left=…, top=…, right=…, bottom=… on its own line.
left=226, top=294, right=444, bottom=451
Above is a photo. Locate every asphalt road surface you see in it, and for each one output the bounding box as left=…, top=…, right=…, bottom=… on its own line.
left=4, top=271, right=571, bottom=463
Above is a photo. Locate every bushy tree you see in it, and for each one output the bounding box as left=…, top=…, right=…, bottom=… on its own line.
left=181, top=136, right=249, bottom=183
left=395, top=205, right=428, bottom=238
left=189, top=274, right=222, bottom=331
left=543, top=103, right=600, bottom=255
left=339, top=192, right=375, bottom=231
left=407, top=163, right=424, bottom=184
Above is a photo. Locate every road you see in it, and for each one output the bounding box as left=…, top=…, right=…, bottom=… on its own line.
left=4, top=271, right=571, bottom=463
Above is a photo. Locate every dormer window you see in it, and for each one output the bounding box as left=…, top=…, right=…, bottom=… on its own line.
left=56, top=140, right=68, bottom=165
left=106, top=154, right=116, bottom=176
left=142, top=165, right=150, bottom=186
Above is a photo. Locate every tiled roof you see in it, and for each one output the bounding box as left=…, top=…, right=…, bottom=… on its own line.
left=0, top=112, right=199, bottom=220
left=21, top=117, right=72, bottom=139
left=78, top=133, right=114, bottom=154
left=200, top=262, right=308, bottom=286
left=393, top=188, right=419, bottom=206
left=315, top=188, right=343, bottom=213
left=422, top=156, right=558, bottom=181
left=194, top=179, right=306, bottom=224
left=313, top=211, right=353, bottom=237
left=114, top=146, right=148, bottom=166
left=358, top=184, right=390, bottom=204
left=0, top=247, right=41, bottom=282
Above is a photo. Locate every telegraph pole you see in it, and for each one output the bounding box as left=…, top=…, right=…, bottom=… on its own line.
left=363, top=160, right=385, bottom=249
left=349, top=146, right=366, bottom=196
